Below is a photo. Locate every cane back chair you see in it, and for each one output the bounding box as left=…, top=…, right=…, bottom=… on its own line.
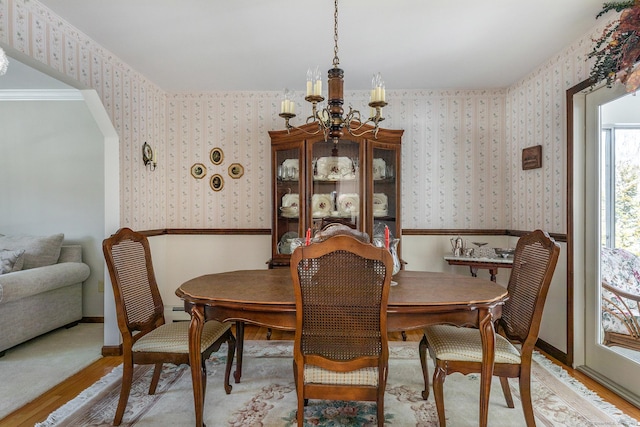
left=289, top=234, right=394, bottom=427
left=419, top=229, right=560, bottom=427
left=103, top=227, right=235, bottom=425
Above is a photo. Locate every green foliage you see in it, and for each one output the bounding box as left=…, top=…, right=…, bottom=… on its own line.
left=615, top=161, right=640, bottom=255
left=589, top=1, right=640, bottom=90
left=597, top=1, right=636, bottom=19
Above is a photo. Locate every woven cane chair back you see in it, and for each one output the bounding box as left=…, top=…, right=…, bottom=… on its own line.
left=103, top=228, right=164, bottom=338
left=297, top=247, right=387, bottom=360
left=499, top=229, right=561, bottom=345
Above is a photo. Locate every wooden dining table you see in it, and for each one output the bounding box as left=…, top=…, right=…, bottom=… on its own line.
left=176, top=269, right=508, bottom=427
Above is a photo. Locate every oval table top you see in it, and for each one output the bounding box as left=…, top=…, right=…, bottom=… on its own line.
left=176, top=269, right=508, bottom=309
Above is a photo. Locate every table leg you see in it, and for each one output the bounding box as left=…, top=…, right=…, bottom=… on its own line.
left=234, top=321, right=244, bottom=383
left=489, top=268, right=498, bottom=282
left=479, top=309, right=496, bottom=427
left=469, top=266, right=478, bottom=277
left=188, top=305, right=206, bottom=427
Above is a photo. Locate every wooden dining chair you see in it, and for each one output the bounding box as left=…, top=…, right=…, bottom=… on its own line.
left=289, top=234, right=394, bottom=427
left=103, top=227, right=235, bottom=426
left=419, top=229, right=560, bottom=427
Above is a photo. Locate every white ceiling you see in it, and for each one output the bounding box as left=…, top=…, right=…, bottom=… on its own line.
left=28, top=1, right=610, bottom=92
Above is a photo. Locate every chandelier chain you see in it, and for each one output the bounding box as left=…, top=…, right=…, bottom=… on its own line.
left=333, top=0, right=339, bottom=67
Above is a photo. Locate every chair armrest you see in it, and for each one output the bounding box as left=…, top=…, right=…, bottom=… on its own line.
left=602, top=281, right=640, bottom=302
left=0, top=262, right=90, bottom=305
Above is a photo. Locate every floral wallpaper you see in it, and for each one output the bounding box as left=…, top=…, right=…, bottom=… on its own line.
left=0, top=0, right=613, bottom=234
left=167, top=90, right=507, bottom=230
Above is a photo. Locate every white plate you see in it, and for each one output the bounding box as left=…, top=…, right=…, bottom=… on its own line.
left=373, top=158, right=386, bottom=180
left=338, top=193, right=359, bottom=216
left=312, top=194, right=333, bottom=218
left=373, top=193, right=388, bottom=217
left=315, top=157, right=354, bottom=180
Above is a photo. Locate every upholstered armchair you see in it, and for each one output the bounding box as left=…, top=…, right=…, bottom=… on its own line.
left=601, top=246, right=640, bottom=351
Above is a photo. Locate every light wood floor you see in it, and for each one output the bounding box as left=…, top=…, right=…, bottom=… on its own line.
left=2, top=325, right=639, bottom=426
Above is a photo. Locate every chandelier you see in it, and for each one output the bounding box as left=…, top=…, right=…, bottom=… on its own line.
left=0, top=47, right=8, bottom=76
left=278, top=0, right=387, bottom=142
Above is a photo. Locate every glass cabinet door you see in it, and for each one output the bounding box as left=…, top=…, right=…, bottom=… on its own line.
left=370, top=143, right=400, bottom=245
left=309, top=139, right=363, bottom=234
left=272, top=144, right=304, bottom=265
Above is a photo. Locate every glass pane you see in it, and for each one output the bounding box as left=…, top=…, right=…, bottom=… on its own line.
left=612, top=128, right=640, bottom=255
left=372, top=146, right=397, bottom=242
left=275, top=148, right=301, bottom=255
left=310, top=139, right=360, bottom=234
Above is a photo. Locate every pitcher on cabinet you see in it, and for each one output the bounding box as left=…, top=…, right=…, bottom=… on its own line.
left=450, top=236, right=464, bottom=257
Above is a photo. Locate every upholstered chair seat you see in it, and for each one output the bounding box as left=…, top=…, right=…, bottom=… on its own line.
left=423, top=325, right=521, bottom=364
left=131, top=320, right=231, bottom=353
left=304, top=365, right=379, bottom=386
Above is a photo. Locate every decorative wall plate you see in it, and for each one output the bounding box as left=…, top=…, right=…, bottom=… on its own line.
left=373, top=193, right=388, bottom=217
left=142, top=142, right=154, bottom=165
left=338, top=193, right=359, bottom=217
left=228, top=163, right=244, bottom=179
left=315, top=156, right=354, bottom=180
left=191, top=163, right=207, bottom=179
left=210, top=147, right=224, bottom=165
left=210, top=174, right=224, bottom=191
left=312, top=194, right=333, bottom=218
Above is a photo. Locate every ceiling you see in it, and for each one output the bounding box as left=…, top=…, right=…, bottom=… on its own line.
left=24, top=1, right=610, bottom=92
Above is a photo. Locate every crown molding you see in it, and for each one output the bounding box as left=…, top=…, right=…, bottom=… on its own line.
left=0, top=89, right=83, bottom=101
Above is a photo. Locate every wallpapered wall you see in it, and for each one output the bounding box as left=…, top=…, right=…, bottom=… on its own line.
left=167, top=90, right=507, bottom=230
left=1, top=0, right=607, bottom=234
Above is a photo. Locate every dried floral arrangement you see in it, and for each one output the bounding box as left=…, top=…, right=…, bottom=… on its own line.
left=589, top=1, right=640, bottom=91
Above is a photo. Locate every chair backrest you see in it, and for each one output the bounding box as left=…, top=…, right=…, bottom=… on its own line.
left=103, top=227, right=165, bottom=342
left=313, top=223, right=370, bottom=243
left=499, top=230, right=560, bottom=350
left=290, top=235, right=393, bottom=363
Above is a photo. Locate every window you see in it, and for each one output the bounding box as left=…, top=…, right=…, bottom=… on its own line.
left=601, top=126, right=640, bottom=256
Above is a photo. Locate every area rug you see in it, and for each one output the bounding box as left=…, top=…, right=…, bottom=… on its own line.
left=36, top=341, right=638, bottom=426
left=0, top=323, right=103, bottom=420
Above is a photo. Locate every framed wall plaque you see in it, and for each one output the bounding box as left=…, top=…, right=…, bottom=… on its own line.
left=522, top=145, right=542, bottom=170
left=228, top=163, right=244, bottom=179
left=210, top=147, right=224, bottom=165
left=210, top=174, right=224, bottom=191
left=190, top=163, right=206, bottom=179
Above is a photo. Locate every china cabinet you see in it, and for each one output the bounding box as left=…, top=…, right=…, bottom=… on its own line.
left=269, top=123, right=403, bottom=267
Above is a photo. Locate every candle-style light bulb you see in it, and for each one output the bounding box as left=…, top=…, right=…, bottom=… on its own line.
left=371, top=74, right=377, bottom=102
left=281, top=88, right=294, bottom=114
left=306, top=68, right=313, bottom=97
left=314, top=66, right=322, bottom=96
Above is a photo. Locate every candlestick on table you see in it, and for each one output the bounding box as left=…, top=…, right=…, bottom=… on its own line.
left=384, top=225, right=390, bottom=249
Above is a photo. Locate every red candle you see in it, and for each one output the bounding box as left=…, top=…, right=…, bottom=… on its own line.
left=384, top=225, right=390, bottom=249
left=305, top=228, right=311, bottom=246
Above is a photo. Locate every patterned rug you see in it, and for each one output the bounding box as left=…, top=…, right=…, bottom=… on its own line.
left=36, top=341, right=638, bottom=426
